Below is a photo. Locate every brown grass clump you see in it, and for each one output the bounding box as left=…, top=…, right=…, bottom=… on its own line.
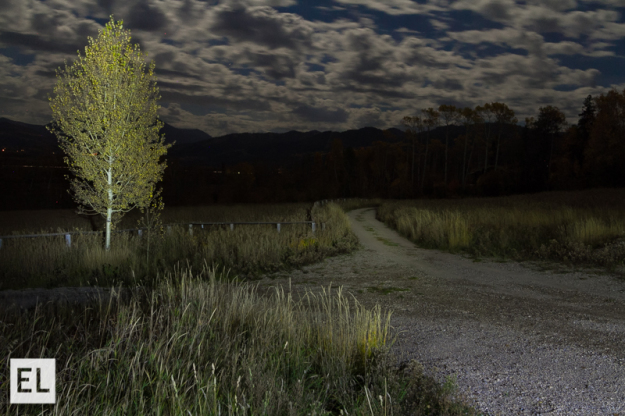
left=0, top=263, right=485, bottom=415
left=377, top=188, right=625, bottom=273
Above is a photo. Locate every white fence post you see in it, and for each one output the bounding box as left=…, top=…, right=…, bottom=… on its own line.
left=138, top=229, right=143, bottom=238
left=189, top=224, right=193, bottom=236
left=277, top=223, right=281, bottom=233
left=312, top=222, right=316, bottom=233
left=65, top=233, right=71, bottom=248
left=230, top=223, right=234, bottom=231
left=167, top=226, right=172, bottom=235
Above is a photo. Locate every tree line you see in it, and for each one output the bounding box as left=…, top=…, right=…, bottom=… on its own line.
left=158, top=91, right=622, bottom=204
left=19, top=90, right=622, bottom=210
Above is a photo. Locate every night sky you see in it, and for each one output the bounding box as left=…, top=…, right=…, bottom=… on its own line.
left=1, top=0, right=625, bottom=137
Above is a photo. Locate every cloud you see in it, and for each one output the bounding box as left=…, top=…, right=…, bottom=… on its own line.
left=292, top=104, right=349, bottom=123
left=479, top=0, right=516, bottom=21
left=127, top=1, right=169, bottom=32
left=333, top=0, right=445, bottom=16
left=430, top=19, right=450, bottom=31
left=543, top=41, right=584, bottom=55
left=237, top=48, right=298, bottom=79
left=1, top=0, right=625, bottom=137
left=210, top=5, right=314, bottom=51
left=450, top=0, right=517, bottom=22
left=524, top=0, right=578, bottom=11
left=315, top=6, right=347, bottom=12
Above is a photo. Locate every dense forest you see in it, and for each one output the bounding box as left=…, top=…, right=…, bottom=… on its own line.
left=2, top=89, right=624, bottom=210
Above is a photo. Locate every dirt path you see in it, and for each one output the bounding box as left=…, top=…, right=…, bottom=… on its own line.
left=257, top=208, right=625, bottom=416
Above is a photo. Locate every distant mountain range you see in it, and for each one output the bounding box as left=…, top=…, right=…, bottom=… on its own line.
left=0, top=116, right=210, bottom=153
left=169, top=126, right=411, bottom=167
left=0, top=117, right=411, bottom=167
left=1, top=117, right=525, bottom=168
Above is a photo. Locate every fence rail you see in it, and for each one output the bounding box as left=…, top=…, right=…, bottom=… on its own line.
left=0, top=198, right=371, bottom=249
left=0, top=221, right=324, bottom=249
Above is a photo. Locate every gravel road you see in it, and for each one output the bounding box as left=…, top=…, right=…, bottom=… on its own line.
left=2, top=207, right=624, bottom=415
left=258, top=208, right=625, bottom=416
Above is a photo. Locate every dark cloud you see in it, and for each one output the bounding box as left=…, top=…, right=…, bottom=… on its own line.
left=96, top=0, right=117, bottom=15
left=243, top=51, right=296, bottom=79
left=34, top=68, right=58, bottom=79
left=152, top=50, right=177, bottom=67
left=127, top=1, right=169, bottom=32
left=401, top=37, right=454, bottom=69
left=154, top=68, right=205, bottom=81
left=161, top=89, right=272, bottom=112
left=177, top=0, right=208, bottom=23
left=31, top=13, right=67, bottom=37
left=335, top=86, right=415, bottom=99
left=343, top=71, right=407, bottom=88
left=292, top=104, right=349, bottom=123
left=211, top=6, right=312, bottom=50
left=334, top=28, right=410, bottom=88
left=481, top=0, right=513, bottom=21
left=530, top=16, right=563, bottom=33
left=0, top=31, right=82, bottom=55
left=432, top=77, right=464, bottom=91
left=157, top=80, right=204, bottom=91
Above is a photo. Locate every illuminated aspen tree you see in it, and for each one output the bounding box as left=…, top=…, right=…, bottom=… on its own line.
left=47, top=15, right=172, bottom=250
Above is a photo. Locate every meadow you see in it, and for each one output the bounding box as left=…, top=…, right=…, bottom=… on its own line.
left=377, top=188, right=625, bottom=276
left=0, top=202, right=360, bottom=291
left=0, top=199, right=484, bottom=415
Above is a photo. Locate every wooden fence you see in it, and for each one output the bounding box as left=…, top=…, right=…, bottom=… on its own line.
left=0, top=198, right=370, bottom=249
left=0, top=222, right=319, bottom=249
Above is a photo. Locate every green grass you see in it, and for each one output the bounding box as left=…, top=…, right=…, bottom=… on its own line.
left=377, top=188, right=625, bottom=275
left=0, top=200, right=486, bottom=415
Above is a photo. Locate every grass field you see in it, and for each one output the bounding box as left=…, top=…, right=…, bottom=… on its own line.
left=0, top=199, right=485, bottom=415
left=377, top=188, right=625, bottom=276
left=0, top=202, right=362, bottom=291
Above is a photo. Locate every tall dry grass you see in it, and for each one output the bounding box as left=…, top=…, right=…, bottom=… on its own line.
left=0, top=258, right=484, bottom=415
left=377, top=188, right=625, bottom=271
left=0, top=203, right=358, bottom=291
left=0, top=203, right=313, bottom=235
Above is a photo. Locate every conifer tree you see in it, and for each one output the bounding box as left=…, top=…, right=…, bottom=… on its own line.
left=576, top=95, right=596, bottom=168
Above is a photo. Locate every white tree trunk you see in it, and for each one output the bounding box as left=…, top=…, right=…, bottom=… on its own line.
left=106, top=166, right=113, bottom=250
